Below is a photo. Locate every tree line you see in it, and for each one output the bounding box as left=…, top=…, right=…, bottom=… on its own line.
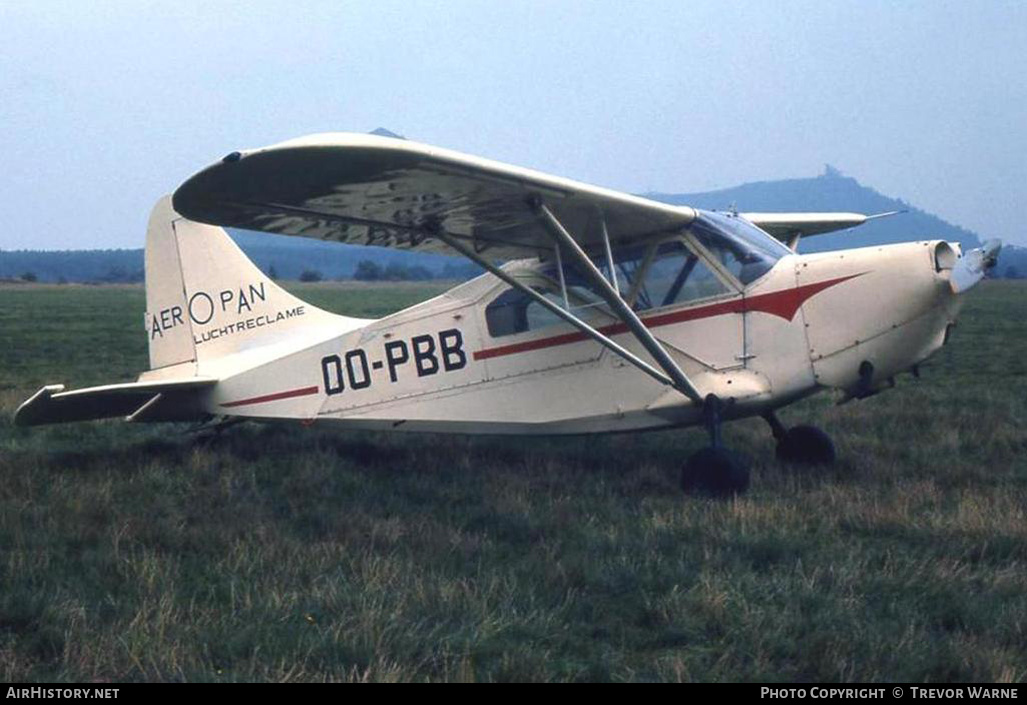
left=1, top=248, right=481, bottom=284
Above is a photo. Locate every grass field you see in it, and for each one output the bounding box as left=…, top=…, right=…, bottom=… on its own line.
left=1, top=280, right=1025, bottom=682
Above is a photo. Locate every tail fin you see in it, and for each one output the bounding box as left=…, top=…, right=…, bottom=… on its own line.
left=144, top=196, right=362, bottom=372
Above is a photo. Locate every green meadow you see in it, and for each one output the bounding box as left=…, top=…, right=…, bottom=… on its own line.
left=0, top=280, right=1024, bottom=682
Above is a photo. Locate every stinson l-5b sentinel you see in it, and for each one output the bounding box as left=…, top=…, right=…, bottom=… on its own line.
left=15, top=133, right=1001, bottom=495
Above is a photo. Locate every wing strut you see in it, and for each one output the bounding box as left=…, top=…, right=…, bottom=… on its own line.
left=533, top=202, right=704, bottom=403
left=436, top=233, right=677, bottom=389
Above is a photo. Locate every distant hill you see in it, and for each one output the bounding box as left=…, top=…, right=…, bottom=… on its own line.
left=4, top=168, right=1023, bottom=282
left=646, top=166, right=983, bottom=253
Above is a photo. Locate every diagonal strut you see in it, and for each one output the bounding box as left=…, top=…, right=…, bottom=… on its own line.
left=533, top=201, right=703, bottom=403
left=436, top=232, right=677, bottom=389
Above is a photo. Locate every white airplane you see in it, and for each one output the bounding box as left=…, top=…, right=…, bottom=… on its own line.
left=15, top=133, right=1002, bottom=495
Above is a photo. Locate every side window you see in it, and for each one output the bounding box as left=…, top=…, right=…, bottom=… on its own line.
left=525, top=292, right=567, bottom=331
left=633, top=241, right=730, bottom=311
left=485, top=236, right=738, bottom=337
left=485, top=287, right=530, bottom=337
left=597, top=244, right=646, bottom=296
left=485, top=264, right=609, bottom=338
left=690, top=229, right=749, bottom=283
left=485, top=285, right=567, bottom=337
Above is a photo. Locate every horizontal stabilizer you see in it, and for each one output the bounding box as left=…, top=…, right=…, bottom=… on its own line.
left=14, top=378, right=217, bottom=427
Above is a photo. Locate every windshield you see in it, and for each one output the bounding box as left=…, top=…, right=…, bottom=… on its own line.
left=689, top=210, right=790, bottom=285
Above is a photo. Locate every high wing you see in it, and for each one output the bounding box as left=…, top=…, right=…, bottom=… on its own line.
left=14, top=379, right=217, bottom=426
left=172, top=132, right=696, bottom=260
left=174, top=132, right=710, bottom=402
left=743, top=211, right=905, bottom=241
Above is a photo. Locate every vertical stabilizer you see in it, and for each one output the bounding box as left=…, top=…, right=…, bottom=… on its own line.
left=143, top=196, right=367, bottom=375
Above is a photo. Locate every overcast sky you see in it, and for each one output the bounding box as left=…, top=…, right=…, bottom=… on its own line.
left=1, top=0, right=1024, bottom=249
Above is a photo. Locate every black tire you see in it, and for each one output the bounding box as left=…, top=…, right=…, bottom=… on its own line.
left=681, top=447, right=750, bottom=497
left=776, top=425, right=836, bottom=464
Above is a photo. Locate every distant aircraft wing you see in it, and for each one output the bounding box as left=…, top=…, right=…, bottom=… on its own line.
left=14, top=378, right=216, bottom=426
left=742, top=211, right=904, bottom=240
left=172, top=133, right=697, bottom=260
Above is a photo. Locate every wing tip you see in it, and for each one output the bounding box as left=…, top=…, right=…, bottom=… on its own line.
left=13, top=384, right=66, bottom=427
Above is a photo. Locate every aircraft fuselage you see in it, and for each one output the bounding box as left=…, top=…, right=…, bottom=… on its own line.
left=201, top=240, right=961, bottom=435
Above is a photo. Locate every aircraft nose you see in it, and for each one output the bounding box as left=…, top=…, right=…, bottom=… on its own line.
left=799, top=240, right=966, bottom=398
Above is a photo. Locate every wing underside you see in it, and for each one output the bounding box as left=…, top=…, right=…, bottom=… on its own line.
left=172, top=133, right=696, bottom=261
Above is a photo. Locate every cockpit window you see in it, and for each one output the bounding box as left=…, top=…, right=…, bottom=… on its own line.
left=483, top=211, right=788, bottom=339
left=689, top=211, right=790, bottom=285
left=486, top=286, right=558, bottom=337
left=484, top=264, right=608, bottom=338
left=634, top=240, right=729, bottom=309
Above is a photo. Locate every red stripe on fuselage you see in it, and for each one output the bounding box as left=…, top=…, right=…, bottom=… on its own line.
left=473, top=273, right=863, bottom=361
left=221, top=385, right=319, bottom=408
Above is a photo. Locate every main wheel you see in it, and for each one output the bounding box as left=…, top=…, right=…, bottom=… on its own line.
left=681, top=447, right=750, bottom=497
left=776, top=425, right=836, bottom=464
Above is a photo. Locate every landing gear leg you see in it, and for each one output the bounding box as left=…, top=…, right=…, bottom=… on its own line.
left=763, top=410, right=836, bottom=464
left=681, top=395, right=751, bottom=497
